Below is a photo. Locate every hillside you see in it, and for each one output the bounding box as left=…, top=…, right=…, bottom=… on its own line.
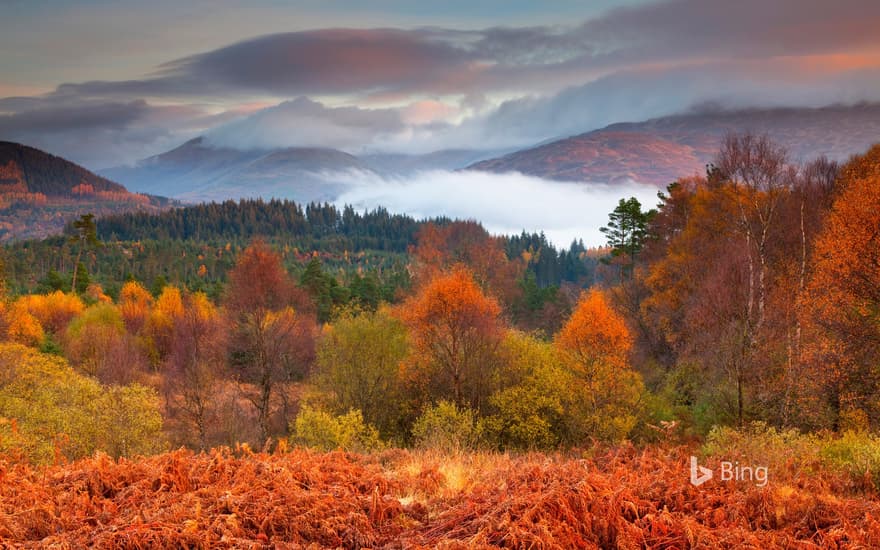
left=469, top=103, right=880, bottom=185
left=0, top=142, right=171, bottom=242
left=0, top=141, right=127, bottom=197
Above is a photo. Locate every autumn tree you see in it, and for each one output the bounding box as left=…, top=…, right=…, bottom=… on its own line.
left=118, top=281, right=153, bottom=334
left=64, top=303, right=147, bottom=384
left=143, top=285, right=184, bottom=365
left=164, top=292, right=225, bottom=450
left=0, top=343, right=164, bottom=463
left=399, top=266, right=504, bottom=412
left=485, top=331, right=567, bottom=450
left=555, top=289, right=644, bottom=441
left=715, top=133, right=793, bottom=353
left=0, top=301, right=44, bottom=347
left=226, top=241, right=316, bottom=444
left=411, top=221, right=523, bottom=308
left=16, top=291, right=85, bottom=334
left=802, top=144, right=880, bottom=429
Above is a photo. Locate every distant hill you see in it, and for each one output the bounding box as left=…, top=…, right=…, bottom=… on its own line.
left=0, top=141, right=128, bottom=197
left=469, top=103, right=880, bottom=185
left=0, top=141, right=170, bottom=242
left=103, top=138, right=501, bottom=202
left=104, top=137, right=372, bottom=203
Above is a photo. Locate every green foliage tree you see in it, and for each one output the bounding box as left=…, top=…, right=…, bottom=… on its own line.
left=36, top=269, right=66, bottom=293
left=300, top=257, right=349, bottom=323
left=314, top=307, right=409, bottom=440
left=600, top=197, right=655, bottom=278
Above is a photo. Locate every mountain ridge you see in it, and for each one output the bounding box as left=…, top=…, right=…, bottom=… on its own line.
left=468, top=103, right=880, bottom=185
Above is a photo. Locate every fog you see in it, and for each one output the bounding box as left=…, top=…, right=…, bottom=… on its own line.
left=328, top=169, right=661, bottom=248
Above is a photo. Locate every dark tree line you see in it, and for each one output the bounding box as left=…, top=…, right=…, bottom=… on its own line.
left=95, top=200, right=426, bottom=253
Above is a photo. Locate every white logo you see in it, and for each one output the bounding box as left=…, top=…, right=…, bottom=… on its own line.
left=690, top=455, right=713, bottom=486
left=689, top=456, right=769, bottom=487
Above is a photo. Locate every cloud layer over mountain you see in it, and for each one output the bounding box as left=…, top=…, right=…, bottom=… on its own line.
left=1, top=0, right=879, bottom=167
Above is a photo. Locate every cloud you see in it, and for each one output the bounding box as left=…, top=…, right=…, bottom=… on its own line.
left=0, top=96, right=224, bottom=168
left=329, top=169, right=661, bottom=247
left=0, top=99, right=150, bottom=134
left=4, top=0, right=880, bottom=164
left=39, top=1, right=880, bottom=102
left=203, top=97, right=405, bottom=151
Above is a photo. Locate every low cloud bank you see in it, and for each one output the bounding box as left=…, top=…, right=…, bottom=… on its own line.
left=328, top=169, right=661, bottom=248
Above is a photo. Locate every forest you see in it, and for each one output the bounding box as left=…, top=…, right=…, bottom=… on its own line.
left=1, top=133, right=879, bottom=547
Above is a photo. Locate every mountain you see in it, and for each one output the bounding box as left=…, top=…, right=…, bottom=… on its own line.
left=104, top=138, right=501, bottom=202
left=104, top=137, right=373, bottom=203
left=469, top=103, right=880, bottom=185
left=0, top=141, right=170, bottom=242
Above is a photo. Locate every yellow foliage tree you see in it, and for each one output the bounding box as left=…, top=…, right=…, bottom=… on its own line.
left=64, top=303, right=145, bottom=383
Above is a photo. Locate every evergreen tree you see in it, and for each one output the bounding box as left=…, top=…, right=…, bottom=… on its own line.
left=600, top=197, right=655, bottom=278
left=69, top=213, right=100, bottom=293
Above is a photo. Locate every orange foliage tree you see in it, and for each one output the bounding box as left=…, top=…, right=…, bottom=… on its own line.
left=411, top=221, right=523, bottom=308
left=0, top=301, right=44, bottom=347
left=802, top=144, right=880, bottom=429
left=143, top=285, right=185, bottom=365
left=118, top=281, right=153, bottom=334
left=16, top=291, right=84, bottom=334
left=555, top=289, right=643, bottom=441
left=399, top=266, right=504, bottom=412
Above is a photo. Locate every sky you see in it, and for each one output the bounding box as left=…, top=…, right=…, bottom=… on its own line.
left=2, top=0, right=880, bottom=170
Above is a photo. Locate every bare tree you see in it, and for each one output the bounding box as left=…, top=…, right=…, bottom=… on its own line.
left=164, top=294, right=226, bottom=451
left=714, top=132, right=793, bottom=425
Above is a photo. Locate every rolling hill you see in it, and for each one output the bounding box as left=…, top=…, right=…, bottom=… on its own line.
left=469, top=103, right=880, bottom=185
left=0, top=141, right=170, bottom=242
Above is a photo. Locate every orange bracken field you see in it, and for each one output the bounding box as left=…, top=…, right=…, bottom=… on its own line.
left=2, top=444, right=879, bottom=549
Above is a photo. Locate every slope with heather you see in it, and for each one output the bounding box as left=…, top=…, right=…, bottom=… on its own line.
left=0, top=141, right=171, bottom=242
left=469, top=103, right=880, bottom=185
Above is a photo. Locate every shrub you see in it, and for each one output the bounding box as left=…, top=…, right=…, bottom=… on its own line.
left=702, top=422, right=880, bottom=491
left=484, top=332, right=565, bottom=450
left=291, top=406, right=385, bottom=453
left=820, top=431, right=880, bottom=491
left=412, top=401, right=485, bottom=452
left=0, top=343, right=165, bottom=463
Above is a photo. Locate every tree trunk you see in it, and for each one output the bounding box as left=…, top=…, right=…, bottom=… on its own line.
left=71, top=244, right=83, bottom=293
